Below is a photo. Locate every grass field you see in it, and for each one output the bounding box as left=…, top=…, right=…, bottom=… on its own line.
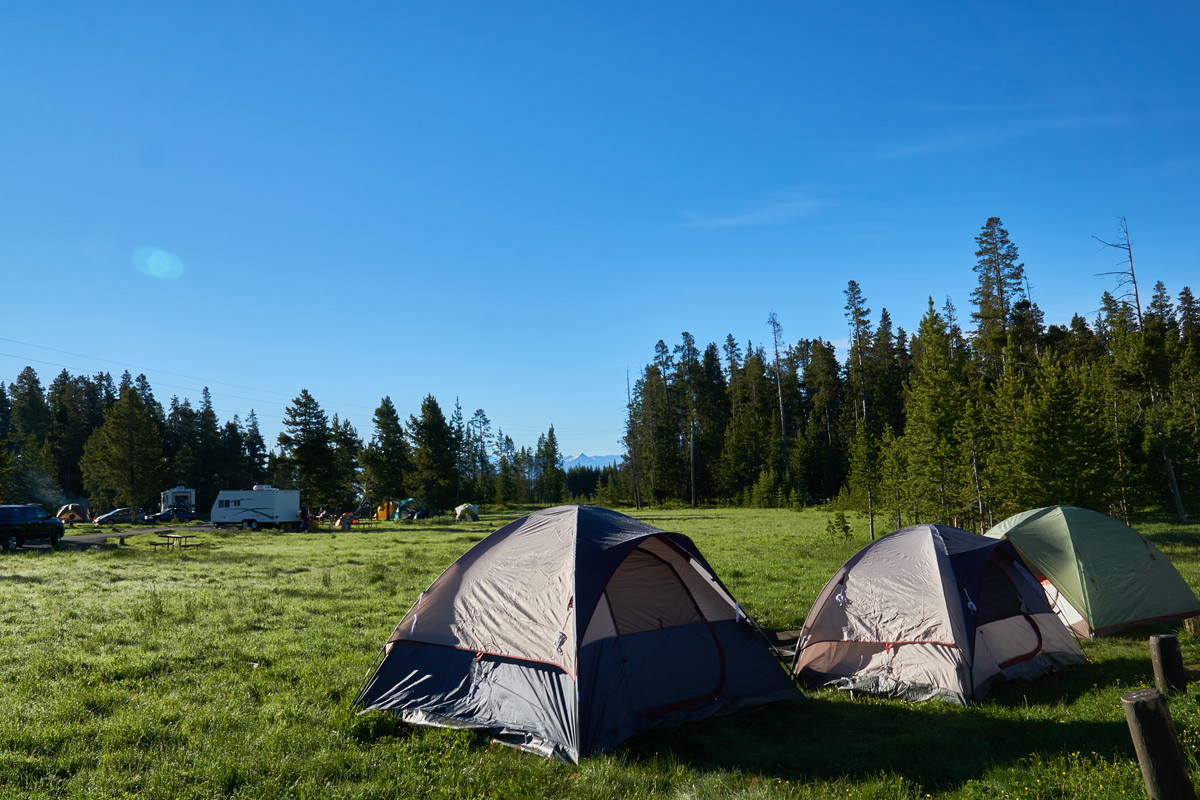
left=3, top=507, right=1200, bottom=799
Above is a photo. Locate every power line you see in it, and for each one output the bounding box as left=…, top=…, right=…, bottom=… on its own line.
left=0, top=336, right=295, bottom=398
left=0, top=337, right=375, bottom=415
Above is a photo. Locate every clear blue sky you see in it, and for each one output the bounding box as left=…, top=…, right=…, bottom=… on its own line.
left=2, top=3, right=1197, bottom=457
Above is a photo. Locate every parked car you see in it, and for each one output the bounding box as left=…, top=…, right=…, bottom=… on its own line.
left=0, top=504, right=65, bottom=551
left=142, top=507, right=197, bottom=524
left=93, top=507, right=143, bottom=525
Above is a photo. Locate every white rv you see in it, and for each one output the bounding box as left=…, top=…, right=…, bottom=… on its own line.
left=160, top=486, right=196, bottom=513
left=210, top=486, right=301, bottom=530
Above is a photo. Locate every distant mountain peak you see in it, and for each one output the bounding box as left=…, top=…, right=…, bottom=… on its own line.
left=562, top=453, right=620, bottom=470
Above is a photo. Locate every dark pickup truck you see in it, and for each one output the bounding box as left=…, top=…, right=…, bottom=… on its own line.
left=0, top=505, right=65, bottom=551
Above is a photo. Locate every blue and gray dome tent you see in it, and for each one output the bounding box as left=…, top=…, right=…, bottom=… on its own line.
left=355, top=505, right=798, bottom=762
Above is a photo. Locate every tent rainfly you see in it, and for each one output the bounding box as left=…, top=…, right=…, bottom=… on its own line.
left=985, top=505, right=1200, bottom=638
left=793, top=524, right=1087, bottom=704
left=355, top=505, right=798, bottom=762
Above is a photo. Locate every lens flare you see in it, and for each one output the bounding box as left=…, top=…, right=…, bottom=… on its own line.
left=133, top=246, right=184, bottom=280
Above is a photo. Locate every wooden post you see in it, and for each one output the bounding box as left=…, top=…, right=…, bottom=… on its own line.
left=1184, top=616, right=1200, bottom=637
left=1150, top=634, right=1188, bottom=694
left=1122, top=688, right=1196, bottom=800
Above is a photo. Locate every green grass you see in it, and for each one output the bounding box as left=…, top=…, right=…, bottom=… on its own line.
left=2, top=507, right=1199, bottom=799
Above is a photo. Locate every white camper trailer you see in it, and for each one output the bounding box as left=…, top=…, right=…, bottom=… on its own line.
left=160, top=486, right=196, bottom=513
left=210, top=486, right=301, bottom=530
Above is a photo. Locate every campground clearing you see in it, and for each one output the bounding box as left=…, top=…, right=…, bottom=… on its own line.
left=2, top=506, right=1199, bottom=799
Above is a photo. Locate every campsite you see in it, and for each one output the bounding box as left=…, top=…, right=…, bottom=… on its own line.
left=4, top=506, right=1200, bottom=799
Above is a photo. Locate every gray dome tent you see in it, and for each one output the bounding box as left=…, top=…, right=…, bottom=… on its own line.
left=793, top=524, right=1086, bottom=704
left=355, top=505, right=798, bottom=762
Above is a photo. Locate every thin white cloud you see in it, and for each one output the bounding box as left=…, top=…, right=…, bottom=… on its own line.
left=1140, top=152, right=1200, bottom=179
left=863, top=113, right=1129, bottom=162
left=680, top=189, right=825, bottom=229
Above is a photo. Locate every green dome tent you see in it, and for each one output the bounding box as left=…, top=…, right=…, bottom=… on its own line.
left=985, top=506, right=1200, bottom=638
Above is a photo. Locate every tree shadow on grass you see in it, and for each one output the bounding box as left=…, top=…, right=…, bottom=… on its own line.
left=635, top=514, right=724, bottom=523
left=622, top=693, right=1131, bottom=792
left=1150, top=531, right=1200, bottom=547
left=1144, top=530, right=1200, bottom=570
left=347, top=710, right=421, bottom=745
left=0, top=573, right=45, bottom=583
left=983, top=656, right=1157, bottom=707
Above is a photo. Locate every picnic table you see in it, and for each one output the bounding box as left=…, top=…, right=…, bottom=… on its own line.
left=154, top=533, right=201, bottom=549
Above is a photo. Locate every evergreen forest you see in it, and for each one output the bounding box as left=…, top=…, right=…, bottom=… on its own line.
left=2, top=217, right=1197, bottom=527
left=623, top=217, right=1200, bottom=530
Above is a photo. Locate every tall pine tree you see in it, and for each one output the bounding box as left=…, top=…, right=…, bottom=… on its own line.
left=902, top=299, right=971, bottom=524
left=408, top=395, right=458, bottom=512
left=276, top=390, right=342, bottom=511
left=970, top=217, right=1027, bottom=377
left=80, top=386, right=166, bottom=515
left=360, top=396, right=410, bottom=504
